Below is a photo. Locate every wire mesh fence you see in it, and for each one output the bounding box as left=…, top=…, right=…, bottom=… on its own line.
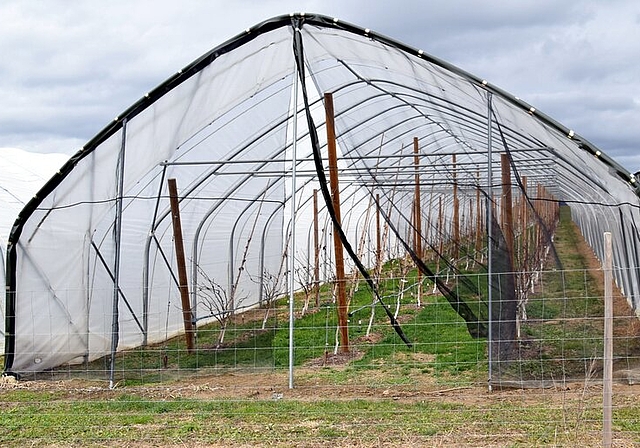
left=2, top=199, right=639, bottom=446
left=2, top=252, right=640, bottom=445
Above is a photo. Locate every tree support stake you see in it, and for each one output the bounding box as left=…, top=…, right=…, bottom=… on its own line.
left=167, top=178, right=195, bottom=353
left=324, top=92, right=350, bottom=353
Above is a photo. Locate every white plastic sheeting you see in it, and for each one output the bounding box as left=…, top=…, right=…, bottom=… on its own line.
left=4, top=14, right=639, bottom=374
left=0, top=148, right=68, bottom=354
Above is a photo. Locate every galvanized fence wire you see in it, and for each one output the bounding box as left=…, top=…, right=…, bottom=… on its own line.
left=2, top=262, right=640, bottom=446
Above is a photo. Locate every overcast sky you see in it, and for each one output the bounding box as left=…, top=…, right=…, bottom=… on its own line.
left=1, top=0, right=638, bottom=172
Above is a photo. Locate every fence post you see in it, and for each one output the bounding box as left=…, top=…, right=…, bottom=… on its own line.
left=603, top=231, right=613, bottom=447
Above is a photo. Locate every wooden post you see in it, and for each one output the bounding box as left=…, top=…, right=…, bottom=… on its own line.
left=603, top=232, right=613, bottom=448
left=521, top=176, right=529, bottom=264
left=468, top=200, right=473, bottom=245
left=475, top=171, right=483, bottom=256
left=413, top=138, right=423, bottom=258
left=324, top=92, right=349, bottom=353
left=500, top=154, right=514, bottom=270
left=376, top=193, right=382, bottom=274
left=452, top=154, right=459, bottom=260
left=427, top=183, right=435, bottom=259
left=313, top=189, right=320, bottom=308
left=522, top=177, right=528, bottom=228
left=535, top=184, right=543, bottom=250
left=167, top=178, right=195, bottom=353
left=437, top=196, right=443, bottom=274
left=413, top=138, right=422, bottom=305
left=518, top=176, right=529, bottom=339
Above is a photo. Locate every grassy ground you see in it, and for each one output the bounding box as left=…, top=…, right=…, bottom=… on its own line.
left=505, top=206, right=640, bottom=382
left=1, top=372, right=639, bottom=446
left=2, top=205, right=640, bottom=446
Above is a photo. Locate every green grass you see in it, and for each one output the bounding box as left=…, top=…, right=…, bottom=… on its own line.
left=60, top=257, right=488, bottom=385
left=502, top=206, right=611, bottom=380
left=2, top=388, right=639, bottom=446
left=355, top=295, right=486, bottom=378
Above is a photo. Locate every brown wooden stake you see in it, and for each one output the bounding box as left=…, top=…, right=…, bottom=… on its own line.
left=535, top=184, right=543, bottom=250
left=452, top=154, right=460, bottom=260
left=521, top=176, right=528, bottom=231
left=413, top=138, right=422, bottom=304
left=413, top=138, right=423, bottom=257
left=426, top=183, right=435, bottom=260
left=324, top=92, right=349, bottom=353
left=437, top=196, right=443, bottom=274
left=500, top=154, right=515, bottom=270
left=521, top=176, right=529, bottom=265
left=468, top=200, right=473, bottom=244
left=167, top=178, right=195, bottom=353
left=376, top=193, right=382, bottom=275
left=313, top=189, right=320, bottom=308
left=475, top=170, right=483, bottom=255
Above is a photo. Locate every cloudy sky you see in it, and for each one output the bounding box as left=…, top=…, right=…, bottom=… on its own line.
left=1, top=0, right=639, bottom=172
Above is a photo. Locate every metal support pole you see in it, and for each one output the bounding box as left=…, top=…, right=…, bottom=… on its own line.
left=313, top=189, right=320, bottom=308
left=486, top=92, right=494, bottom=392
left=452, top=154, right=459, bottom=260
left=414, top=138, right=422, bottom=306
left=289, top=61, right=299, bottom=389
left=109, top=120, right=127, bottom=389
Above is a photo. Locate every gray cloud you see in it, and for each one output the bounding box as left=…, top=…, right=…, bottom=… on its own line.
left=349, top=0, right=640, bottom=171
left=0, top=0, right=638, bottom=172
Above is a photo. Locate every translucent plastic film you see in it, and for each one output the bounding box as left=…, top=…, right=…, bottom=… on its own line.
left=4, top=14, right=639, bottom=374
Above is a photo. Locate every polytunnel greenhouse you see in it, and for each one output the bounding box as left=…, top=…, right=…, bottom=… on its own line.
left=3, top=13, right=640, bottom=382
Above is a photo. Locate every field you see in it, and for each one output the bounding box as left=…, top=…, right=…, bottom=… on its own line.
left=2, top=206, right=640, bottom=446
left=2, top=369, right=640, bottom=447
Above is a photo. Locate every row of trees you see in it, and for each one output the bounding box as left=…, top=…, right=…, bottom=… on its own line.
left=188, top=130, right=560, bottom=359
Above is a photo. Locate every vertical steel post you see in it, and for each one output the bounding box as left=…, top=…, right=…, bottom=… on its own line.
left=289, top=60, right=299, bottom=389
left=413, top=137, right=422, bottom=305
left=109, top=119, right=127, bottom=389
left=486, top=92, right=494, bottom=392
left=452, top=154, right=459, bottom=260
left=313, top=189, right=320, bottom=308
